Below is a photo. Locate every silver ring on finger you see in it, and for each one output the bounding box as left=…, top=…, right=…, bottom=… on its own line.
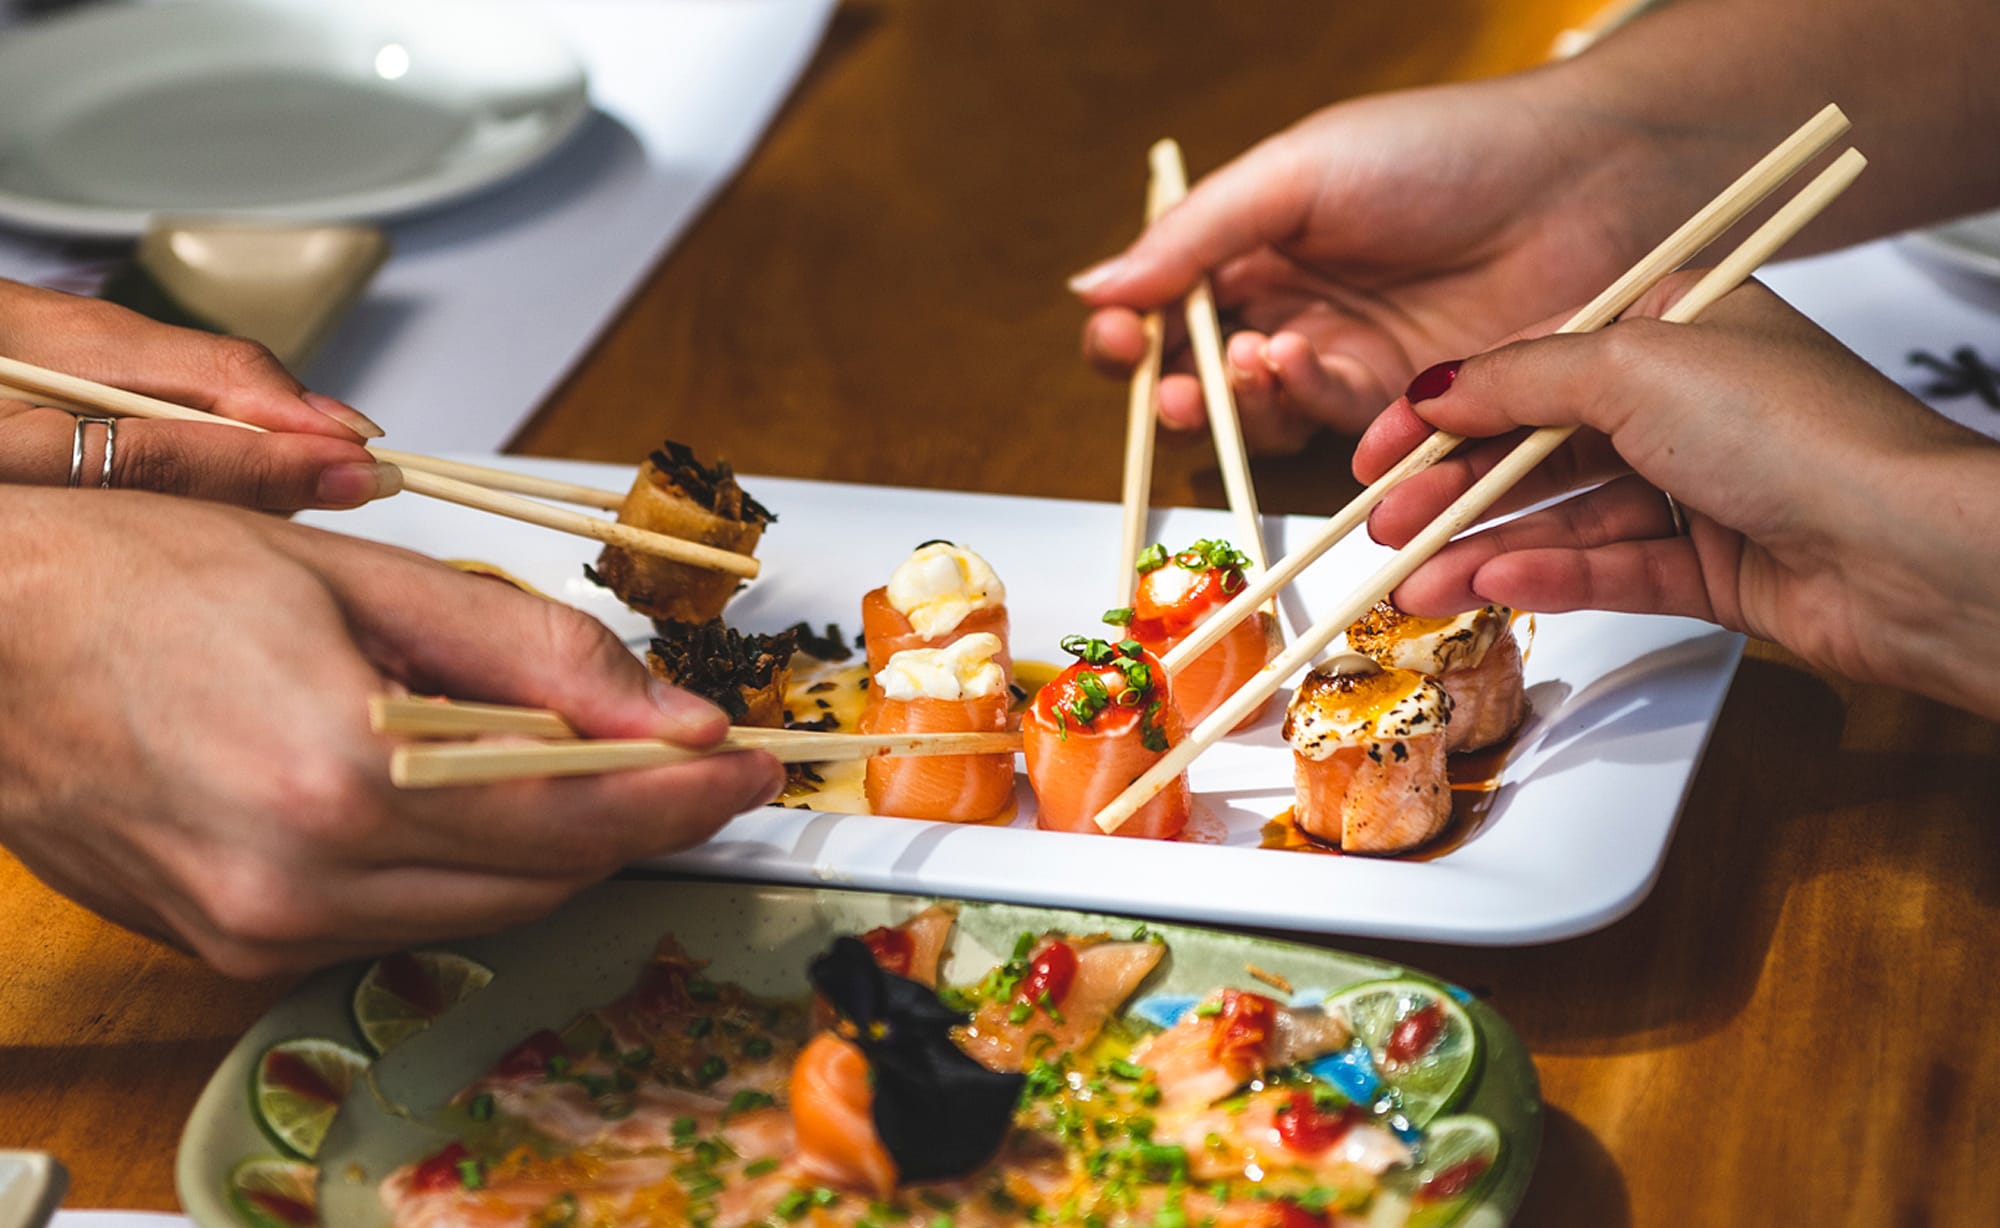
left=1661, top=488, right=1688, bottom=537
left=68, top=416, right=116, bottom=489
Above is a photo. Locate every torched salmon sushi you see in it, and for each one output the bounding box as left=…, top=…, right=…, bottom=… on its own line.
left=1283, top=655, right=1454, bottom=854
left=1345, top=599, right=1524, bottom=753
left=861, top=541, right=1011, bottom=676
left=1111, top=539, right=1277, bottom=729
left=860, top=634, right=1015, bottom=823
left=1023, top=636, right=1190, bottom=840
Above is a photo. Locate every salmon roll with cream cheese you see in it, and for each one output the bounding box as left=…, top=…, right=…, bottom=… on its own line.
left=860, top=634, right=1015, bottom=823
left=1283, top=655, right=1453, bottom=854
left=861, top=541, right=1011, bottom=679
left=1346, top=599, right=1524, bottom=753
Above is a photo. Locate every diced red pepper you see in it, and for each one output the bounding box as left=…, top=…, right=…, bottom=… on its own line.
left=1385, top=1001, right=1445, bottom=1066
left=861, top=925, right=916, bottom=978
left=1209, top=989, right=1277, bottom=1079
left=1273, top=1090, right=1364, bottom=1154
left=1131, top=564, right=1237, bottom=640
left=491, top=1029, right=566, bottom=1079
left=1417, top=1155, right=1492, bottom=1202
left=1018, top=940, right=1078, bottom=1009
left=408, top=1142, right=471, bottom=1194
left=1261, top=1202, right=1330, bottom=1228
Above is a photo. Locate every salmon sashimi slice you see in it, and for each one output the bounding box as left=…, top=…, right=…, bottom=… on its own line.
left=956, top=936, right=1165, bottom=1071
left=1024, top=641, right=1190, bottom=840
left=1130, top=989, right=1351, bottom=1111
left=861, top=585, right=1013, bottom=677
left=1284, top=660, right=1454, bottom=854
left=1157, top=1086, right=1413, bottom=1187
left=861, top=692, right=1014, bottom=821
left=383, top=1149, right=678, bottom=1228
left=1438, top=626, right=1526, bottom=753
left=790, top=1032, right=900, bottom=1198
left=857, top=902, right=958, bottom=988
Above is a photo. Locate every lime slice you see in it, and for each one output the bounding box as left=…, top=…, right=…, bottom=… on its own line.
left=1387, top=1115, right=1503, bottom=1227
left=250, top=1037, right=370, bottom=1160
left=1323, top=979, right=1479, bottom=1125
left=226, top=1157, right=318, bottom=1228
left=351, top=949, right=493, bottom=1055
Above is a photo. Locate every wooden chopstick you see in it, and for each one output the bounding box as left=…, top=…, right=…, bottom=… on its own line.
left=1157, top=102, right=1851, bottom=676
left=0, top=358, right=757, bottom=577
left=390, top=726, right=1026, bottom=788
left=368, top=450, right=624, bottom=511
left=1093, top=143, right=1867, bottom=834
left=1114, top=145, right=1175, bottom=607
left=1154, top=139, right=1273, bottom=586
left=370, top=695, right=579, bottom=739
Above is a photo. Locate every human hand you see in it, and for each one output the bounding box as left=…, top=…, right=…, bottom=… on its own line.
left=1354, top=277, right=2000, bottom=719
left=0, top=279, right=397, bottom=510
left=0, top=490, right=785, bottom=976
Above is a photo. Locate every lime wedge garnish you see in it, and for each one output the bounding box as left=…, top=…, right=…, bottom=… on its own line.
left=226, top=1157, right=318, bottom=1228
left=250, top=1037, right=369, bottom=1159
left=1323, top=978, right=1479, bottom=1125
left=350, top=949, right=493, bottom=1055
left=1388, top=1114, right=1503, bottom=1227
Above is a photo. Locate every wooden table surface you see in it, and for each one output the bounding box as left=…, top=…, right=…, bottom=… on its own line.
left=4, top=2, right=1997, bottom=1226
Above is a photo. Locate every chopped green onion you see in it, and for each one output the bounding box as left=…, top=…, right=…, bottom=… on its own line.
left=467, top=1092, right=494, bottom=1122
left=456, top=1158, right=484, bottom=1190
left=1102, top=607, right=1134, bottom=626
left=1135, top=544, right=1169, bottom=573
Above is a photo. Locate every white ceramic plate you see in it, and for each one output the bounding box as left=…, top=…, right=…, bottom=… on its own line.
left=175, top=882, right=1543, bottom=1228
left=0, top=0, right=590, bottom=237
left=306, top=460, right=1744, bottom=945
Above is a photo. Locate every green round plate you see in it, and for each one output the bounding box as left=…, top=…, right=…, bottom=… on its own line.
left=177, top=880, right=1541, bottom=1227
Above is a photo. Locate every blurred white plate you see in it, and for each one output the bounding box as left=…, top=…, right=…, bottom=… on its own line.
left=0, top=0, right=589, bottom=237
left=307, top=460, right=1744, bottom=946
left=1903, top=209, right=2000, bottom=282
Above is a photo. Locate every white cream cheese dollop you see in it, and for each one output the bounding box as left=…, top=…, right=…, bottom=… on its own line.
left=885, top=542, right=1006, bottom=638
left=1282, top=655, right=1452, bottom=761
left=875, top=633, right=1008, bottom=701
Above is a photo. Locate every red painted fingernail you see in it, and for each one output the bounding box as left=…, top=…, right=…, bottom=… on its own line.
left=1405, top=360, right=1463, bottom=404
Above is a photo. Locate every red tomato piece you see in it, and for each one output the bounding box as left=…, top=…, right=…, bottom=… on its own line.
left=1208, top=989, right=1277, bottom=1078
left=1274, top=1090, right=1364, bottom=1154
left=1262, top=1202, right=1330, bottom=1228
left=1385, top=1001, right=1445, bottom=1065
left=1017, top=940, right=1078, bottom=1008
left=491, top=1029, right=566, bottom=1079
left=861, top=925, right=916, bottom=978
left=408, top=1142, right=471, bottom=1194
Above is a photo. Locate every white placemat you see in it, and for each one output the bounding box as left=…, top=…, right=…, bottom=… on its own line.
left=0, top=0, right=836, bottom=452
left=1763, top=237, right=2000, bottom=442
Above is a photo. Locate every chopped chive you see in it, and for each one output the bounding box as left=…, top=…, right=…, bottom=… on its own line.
left=467, top=1092, right=494, bottom=1122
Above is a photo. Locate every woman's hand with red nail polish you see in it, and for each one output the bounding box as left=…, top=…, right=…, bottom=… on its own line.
left=1355, top=275, right=2000, bottom=722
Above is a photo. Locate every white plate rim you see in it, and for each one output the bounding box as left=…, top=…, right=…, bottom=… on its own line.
left=0, top=0, right=591, bottom=238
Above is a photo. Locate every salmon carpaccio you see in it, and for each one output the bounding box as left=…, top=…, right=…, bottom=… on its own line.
left=1023, top=641, right=1191, bottom=840
left=860, top=693, right=1014, bottom=822
left=380, top=914, right=1490, bottom=1228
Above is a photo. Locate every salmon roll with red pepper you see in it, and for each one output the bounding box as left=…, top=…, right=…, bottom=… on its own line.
left=1346, top=599, right=1524, bottom=753
left=1108, top=539, right=1278, bottom=729
left=1283, top=655, right=1454, bottom=854
left=861, top=541, right=1011, bottom=678
left=860, top=634, right=1015, bottom=823
left=1024, top=635, right=1190, bottom=839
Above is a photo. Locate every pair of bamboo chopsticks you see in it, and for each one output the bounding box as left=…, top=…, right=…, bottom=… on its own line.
left=0, top=357, right=758, bottom=578
left=1089, top=107, right=1864, bottom=833
left=1115, top=139, right=1274, bottom=610
left=372, top=696, right=1024, bottom=789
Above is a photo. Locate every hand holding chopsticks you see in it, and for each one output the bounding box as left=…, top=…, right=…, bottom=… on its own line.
left=373, top=696, right=1024, bottom=789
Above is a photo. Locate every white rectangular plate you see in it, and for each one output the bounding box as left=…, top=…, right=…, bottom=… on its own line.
left=309, top=458, right=1742, bottom=945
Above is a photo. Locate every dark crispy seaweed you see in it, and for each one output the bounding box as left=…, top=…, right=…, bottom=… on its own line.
left=647, top=439, right=776, bottom=526
left=780, top=620, right=853, bottom=662
left=647, top=620, right=797, bottom=722
left=809, top=938, right=1025, bottom=1184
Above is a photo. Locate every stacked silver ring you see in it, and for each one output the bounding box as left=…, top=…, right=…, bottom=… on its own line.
left=68, top=416, right=116, bottom=489
left=1662, top=489, right=1688, bottom=537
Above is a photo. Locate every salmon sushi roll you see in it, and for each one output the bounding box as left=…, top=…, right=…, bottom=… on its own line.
left=1024, top=636, right=1190, bottom=839
left=860, top=634, right=1015, bottom=823
left=861, top=541, right=1011, bottom=678
left=1346, top=599, right=1525, bottom=753
left=1109, top=539, right=1277, bottom=728
left=1283, top=655, right=1454, bottom=854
